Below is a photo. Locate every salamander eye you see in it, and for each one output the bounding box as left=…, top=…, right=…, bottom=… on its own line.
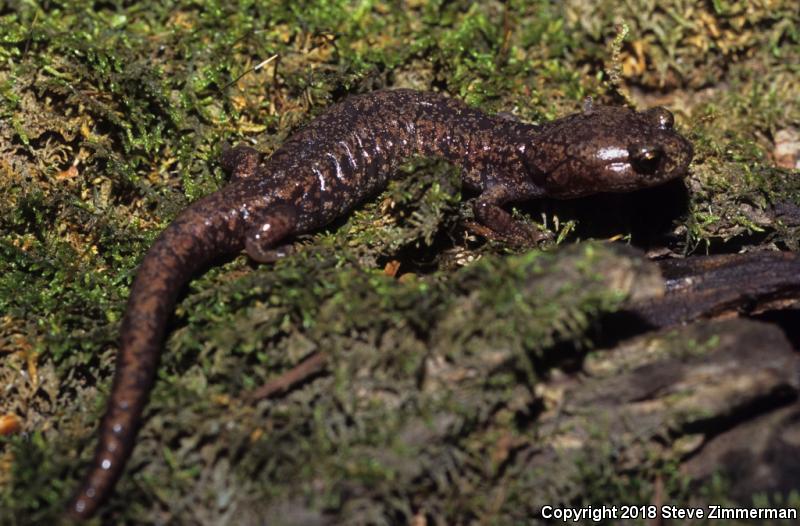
left=630, top=144, right=664, bottom=175
left=642, top=107, right=675, bottom=130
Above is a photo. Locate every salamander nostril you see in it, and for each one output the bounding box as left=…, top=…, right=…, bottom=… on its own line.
left=630, top=145, right=664, bottom=175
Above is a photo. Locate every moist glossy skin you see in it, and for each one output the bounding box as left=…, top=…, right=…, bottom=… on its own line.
left=67, top=89, right=693, bottom=519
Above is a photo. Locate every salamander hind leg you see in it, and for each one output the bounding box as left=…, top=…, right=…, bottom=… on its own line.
left=221, top=143, right=262, bottom=181
left=472, top=184, right=551, bottom=245
left=245, top=204, right=299, bottom=263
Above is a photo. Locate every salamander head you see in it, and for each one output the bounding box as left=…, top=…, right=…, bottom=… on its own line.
left=525, top=102, right=693, bottom=198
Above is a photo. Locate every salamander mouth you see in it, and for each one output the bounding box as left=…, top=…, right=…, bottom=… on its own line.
left=598, top=158, right=672, bottom=193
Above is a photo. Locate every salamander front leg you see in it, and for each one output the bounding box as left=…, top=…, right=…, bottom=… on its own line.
left=245, top=205, right=299, bottom=263
left=472, top=184, right=550, bottom=245
left=221, top=144, right=262, bottom=181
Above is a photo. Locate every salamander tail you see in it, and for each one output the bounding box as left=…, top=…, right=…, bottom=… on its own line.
left=67, top=202, right=243, bottom=519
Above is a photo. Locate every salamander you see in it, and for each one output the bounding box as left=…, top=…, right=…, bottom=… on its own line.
left=67, top=88, right=693, bottom=518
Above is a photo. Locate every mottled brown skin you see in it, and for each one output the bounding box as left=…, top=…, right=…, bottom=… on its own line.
left=68, top=89, right=693, bottom=519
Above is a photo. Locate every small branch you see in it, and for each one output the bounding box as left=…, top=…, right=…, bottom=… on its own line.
left=248, top=351, right=329, bottom=401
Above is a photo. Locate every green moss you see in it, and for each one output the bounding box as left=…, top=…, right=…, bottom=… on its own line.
left=1, top=0, right=799, bottom=524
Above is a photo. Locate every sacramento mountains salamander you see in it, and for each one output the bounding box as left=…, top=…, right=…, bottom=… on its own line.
left=68, top=89, right=693, bottom=518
